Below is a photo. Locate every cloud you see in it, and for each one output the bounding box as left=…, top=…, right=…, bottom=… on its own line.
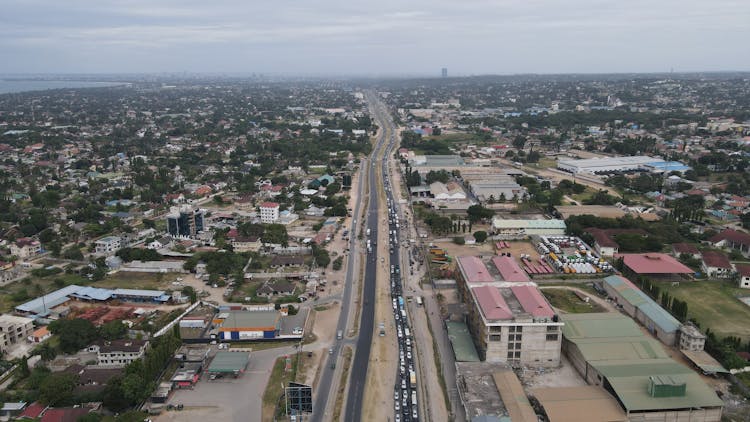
left=0, top=0, right=748, bottom=74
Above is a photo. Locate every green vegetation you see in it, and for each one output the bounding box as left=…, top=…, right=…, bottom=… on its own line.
left=262, top=353, right=300, bottom=421
left=657, top=280, right=750, bottom=340
left=332, top=256, right=344, bottom=271
left=541, top=288, right=606, bottom=313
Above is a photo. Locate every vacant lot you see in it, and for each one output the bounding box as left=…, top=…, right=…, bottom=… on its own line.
left=95, top=271, right=179, bottom=289
left=542, top=288, right=606, bottom=314
left=657, top=280, right=750, bottom=340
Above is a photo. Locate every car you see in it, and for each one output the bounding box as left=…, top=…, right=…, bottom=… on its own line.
left=394, top=401, right=400, bottom=411
left=413, top=409, right=418, bottom=419
left=329, top=347, right=334, bottom=354
left=394, top=390, right=399, bottom=400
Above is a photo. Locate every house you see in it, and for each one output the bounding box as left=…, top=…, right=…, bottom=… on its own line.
left=28, top=326, right=51, bottom=343
left=149, top=236, right=173, bottom=250
left=256, top=279, right=296, bottom=298
left=260, top=202, right=280, bottom=223
left=39, top=407, right=91, bottom=422
left=0, top=261, right=23, bottom=284
left=10, top=238, right=42, bottom=260
left=89, top=339, right=149, bottom=367
left=18, top=402, right=46, bottom=419
left=701, top=251, right=733, bottom=279
left=269, top=255, right=305, bottom=268
left=736, top=264, right=750, bottom=288
left=672, top=243, right=701, bottom=260
left=94, top=236, right=122, bottom=256
left=709, top=228, right=750, bottom=257
left=278, top=210, right=299, bottom=225
left=305, top=205, right=326, bottom=217
left=232, top=236, right=262, bottom=252
left=0, top=402, right=27, bottom=419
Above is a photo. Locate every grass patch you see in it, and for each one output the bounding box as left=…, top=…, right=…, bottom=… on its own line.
left=262, top=353, right=300, bottom=422
left=313, top=304, right=331, bottom=312
left=94, top=271, right=178, bottom=289
left=657, top=280, right=750, bottom=340
left=542, top=288, right=606, bottom=313
left=332, top=346, right=353, bottom=422
left=228, top=341, right=297, bottom=351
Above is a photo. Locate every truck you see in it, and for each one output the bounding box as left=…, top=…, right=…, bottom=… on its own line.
left=409, top=370, right=416, bottom=386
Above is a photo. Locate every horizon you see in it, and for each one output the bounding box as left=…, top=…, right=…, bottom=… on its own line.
left=2, top=0, right=749, bottom=75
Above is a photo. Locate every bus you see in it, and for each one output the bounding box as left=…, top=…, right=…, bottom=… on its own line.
left=416, top=296, right=423, bottom=306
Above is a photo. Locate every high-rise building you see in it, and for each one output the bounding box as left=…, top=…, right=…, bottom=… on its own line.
left=441, top=67, right=448, bottom=78
left=166, top=206, right=205, bottom=237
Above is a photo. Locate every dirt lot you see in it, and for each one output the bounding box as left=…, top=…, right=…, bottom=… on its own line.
left=521, top=355, right=587, bottom=389
left=496, top=240, right=545, bottom=261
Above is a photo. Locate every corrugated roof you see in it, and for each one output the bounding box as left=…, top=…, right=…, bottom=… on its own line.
left=617, top=253, right=694, bottom=274
left=510, top=285, right=554, bottom=318
left=491, top=219, right=566, bottom=230
left=218, top=310, right=280, bottom=329
left=207, top=351, right=250, bottom=373
left=472, top=286, right=512, bottom=321
left=446, top=321, right=480, bottom=362
left=15, top=285, right=84, bottom=316
left=491, top=255, right=530, bottom=282
left=492, top=370, right=537, bottom=422
left=533, top=386, right=627, bottom=422
left=112, top=288, right=166, bottom=298
left=603, top=276, right=681, bottom=333
left=70, top=286, right=113, bottom=301
left=458, top=256, right=494, bottom=283
left=701, top=251, right=732, bottom=269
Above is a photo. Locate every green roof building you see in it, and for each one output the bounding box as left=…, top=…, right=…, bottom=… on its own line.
left=207, top=351, right=251, bottom=375
left=561, top=313, right=723, bottom=421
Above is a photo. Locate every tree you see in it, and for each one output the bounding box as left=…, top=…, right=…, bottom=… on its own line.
left=39, top=372, right=77, bottom=405
left=453, top=236, right=465, bottom=245
left=512, top=135, right=527, bottom=150
left=466, top=205, right=494, bottom=223
left=473, top=231, right=488, bottom=243
left=49, top=318, right=98, bottom=353
left=182, top=285, right=197, bottom=303
left=326, top=182, right=341, bottom=195
left=62, top=246, right=84, bottom=261
left=262, top=224, right=289, bottom=246
left=100, top=320, right=127, bottom=340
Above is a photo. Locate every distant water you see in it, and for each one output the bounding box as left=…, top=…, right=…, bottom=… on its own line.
left=0, top=79, right=127, bottom=94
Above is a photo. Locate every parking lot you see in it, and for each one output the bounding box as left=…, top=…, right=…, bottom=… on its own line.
left=155, top=345, right=295, bottom=422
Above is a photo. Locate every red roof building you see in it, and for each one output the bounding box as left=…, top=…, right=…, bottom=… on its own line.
left=701, top=251, right=733, bottom=279
left=617, top=253, right=694, bottom=276
left=40, top=407, right=91, bottom=422
left=18, top=402, right=45, bottom=419
left=491, top=255, right=530, bottom=283
left=457, top=256, right=494, bottom=284
left=672, top=243, right=701, bottom=257
left=709, top=229, right=750, bottom=255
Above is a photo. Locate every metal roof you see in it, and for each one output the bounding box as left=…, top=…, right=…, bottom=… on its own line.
left=218, top=310, right=280, bottom=329
left=207, top=351, right=250, bottom=373
left=491, top=256, right=530, bottom=283
left=112, top=288, right=166, bottom=298
left=533, top=386, right=627, bottom=422
left=472, top=285, right=512, bottom=320
left=458, top=256, right=494, bottom=283
left=15, top=284, right=84, bottom=316
left=491, top=218, right=566, bottom=230
left=603, top=276, right=681, bottom=334
left=616, top=253, right=693, bottom=274
left=445, top=321, right=480, bottom=362
left=70, top=286, right=114, bottom=301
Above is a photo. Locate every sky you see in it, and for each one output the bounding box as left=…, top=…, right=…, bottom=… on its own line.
left=1, top=0, right=749, bottom=76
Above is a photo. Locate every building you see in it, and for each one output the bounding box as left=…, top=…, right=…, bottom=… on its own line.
left=89, top=339, right=149, bottom=367
left=585, top=228, right=648, bottom=258
left=269, top=255, right=305, bottom=268
left=207, top=351, right=250, bottom=377
left=561, top=313, right=723, bottom=421
left=94, top=236, right=122, bottom=256
left=166, top=206, right=205, bottom=237
left=736, top=263, right=750, bottom=288
left=0, top=314, right=34, bottom=354
left=557, top=156, right=689, bottom=175
left=232, top=236, right=261, bottom=252
left=28, top=326, right=51, bottom=343
left=617, top=253, right=694, bottom=280
left=0, top=261, right=22, bottom=284
left=708, top=228, right=750, bottom=257
left=441, top=67, right=448, bottom=78
left=491, top=219, right=566, bottom=239
left=15, top=284, right=85, bottom=317
left=469, top=178, right=526, bottom=203
left=256, top=279, right=296, bottom=298
left=600, top=275, right=681, bottom=346
left=555, top=205, right=660, bottom=221
left=10, top=238, right=42, bottom=260
left=259, top=202, right=280, bottom=223
left=700, top=251, right=733, bottom=279
left=532, top=386, right=627, bottom=422
left=429, top=181, right=467, bottom=200
left=490, top=255, right=530, bottom=283
left=672, top=243, right=701, bottom=260
left=467, top=284, right=562, bottom=366
left=678, top=323, right=706, bottom=352
left=215, top=310, right=280, bottom=340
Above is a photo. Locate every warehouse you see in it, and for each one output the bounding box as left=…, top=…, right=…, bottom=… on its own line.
left=561, top=313, right=723, bottom=421
left=557, top=156, right=688, bottom=175
left=599, top=275, right=681, bottom=346
left=207, top=351, right=251, bottom=377
left=215, top=310, right=280, bottom=340
left=15, top=285, right=84, bottom=317
left=617, top=253, right=694, bottom=281
left=532, top=386, right=627, bottom=422
left=491, top=218, right=566, bottom=238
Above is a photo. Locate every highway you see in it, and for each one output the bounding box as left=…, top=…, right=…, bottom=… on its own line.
left=344, top=92, right=396, bottom=421
left=310, top=92, right=393, bottom=422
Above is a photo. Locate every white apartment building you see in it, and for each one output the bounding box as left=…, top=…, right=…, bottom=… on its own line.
left=90, top=339, right=149, bottom=367
left=0, top=314, right=34, bottom=354
left=260, top=202, right=280, bottom=223
left=94, top=236, right=122, bottom=256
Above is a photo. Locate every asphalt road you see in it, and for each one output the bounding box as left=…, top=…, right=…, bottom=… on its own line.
left=344, top=93, right=394, bottom=421
left=310, top=93, right=390, bottom=422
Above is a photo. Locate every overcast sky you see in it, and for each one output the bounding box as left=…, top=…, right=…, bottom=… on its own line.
left=1, top=0, right=748, bottom=76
